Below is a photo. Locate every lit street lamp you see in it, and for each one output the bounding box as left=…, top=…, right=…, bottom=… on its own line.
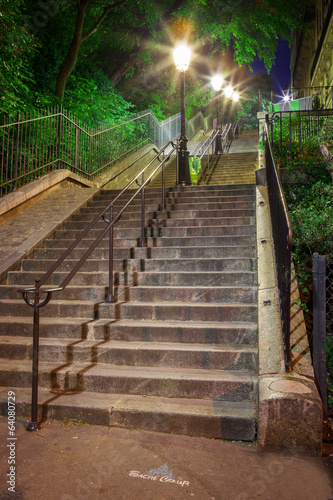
left=173, top=44, right=192, bottom=186
left=212, top=74, right=224, bottom=154
left=232, top=91, right=239, bottom=120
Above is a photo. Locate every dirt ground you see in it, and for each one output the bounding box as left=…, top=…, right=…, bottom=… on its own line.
left=0, top=415, right=332, bottom=500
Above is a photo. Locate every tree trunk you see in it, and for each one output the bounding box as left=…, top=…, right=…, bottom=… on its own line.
left=319, top=143, right=333, bottom=183
left=55, top=0, right=90, bottom=100
left=55, top=0, right=127, bottom=100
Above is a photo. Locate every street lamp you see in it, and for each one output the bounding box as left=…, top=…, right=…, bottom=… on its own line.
left=212, top=74, right=224, bottom=154
left=173, top=44, right=192, bottom=186
left=232, top=91, right=239, bottom=120
left=224, top=85, right=234, bottom=122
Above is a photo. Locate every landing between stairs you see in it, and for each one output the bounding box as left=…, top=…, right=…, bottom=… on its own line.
left=0, top=183, right=259, bottom=442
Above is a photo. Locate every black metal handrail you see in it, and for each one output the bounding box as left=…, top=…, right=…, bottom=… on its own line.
left=18, top=139, right=178, bottom=431
left=264, top=117, right=293, bottom=371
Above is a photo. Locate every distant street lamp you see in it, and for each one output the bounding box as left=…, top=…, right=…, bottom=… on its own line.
left=173, top=44, right=192, bottom=186
left=232, top=91, right=239, bottom=120
left=212, top=74, right=224, bottom=154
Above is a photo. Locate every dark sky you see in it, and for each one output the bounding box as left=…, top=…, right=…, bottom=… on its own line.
left=251, top=38, right=291, bottom=94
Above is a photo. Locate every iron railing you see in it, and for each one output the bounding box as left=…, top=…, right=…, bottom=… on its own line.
left=313, top=253, right=333, bottom=418
left=0, top=107, right=213, bottom=197
left=264, top=118, right=293, bottom=371
left=18, top=139, right=179, bottom=431
left=269, top=109, right=333, bottom=169
left=195, top=121, right=240, bottom=183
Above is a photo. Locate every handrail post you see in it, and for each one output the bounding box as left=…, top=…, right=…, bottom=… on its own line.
left=161, top=154, right=165, bottom=211
left=106, top=205, right=116, bottom=303
left=176, top=144, right=180, bottom=188
left=27, top=278, right=41, bottom=431
left=140, top=172, right=146, bottom=247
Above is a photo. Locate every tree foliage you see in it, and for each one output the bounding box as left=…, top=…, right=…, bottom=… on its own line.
left=0, top=0, right=37, bottom=114
left=0, top=0, right=311, bottom=120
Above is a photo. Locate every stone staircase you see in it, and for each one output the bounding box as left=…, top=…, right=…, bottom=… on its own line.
left=0, top=183, right=258, bottom=441
left=200, top=152, right=257, bottom=185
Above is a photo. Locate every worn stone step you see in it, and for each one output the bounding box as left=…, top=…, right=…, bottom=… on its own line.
left=136, top=271, right=258, bottom=286
left=150, top=226, right=256, bottom=238
left=147, top=234, right=256, bottom=247
left=127, top=285, right=257, bottom=304
left=150, top=216, right=255, bottom=228
left=2, top=283, right=257, bottom=304
left=63, top=216, right=255, bottom=230
left=20, top=258, right=139, bottom=273
left=31, top=244, right=256, bottom=261
left=99, top=301, right=258, bottom=323
left=0, top=299, right=99, bottom=319
left=90, top=198, right=256, bottom=210
left=52, top=224, right=256, bottom=241
left=0, top=285, right=108, bottom=302
left=77, top=207, right=256, bottom=219
left=0, top=317, right=258, bottom=344
left=7, top=270, right=129, bottom=287
left=3, top=386, right=257, bottom=440
left=0, top=359, right=258, bottom=401
left=32, top=246, right=133, bottom=261
left=141, top=258, right=256, bottom=272
left=0, top=337, right=258, bottom=371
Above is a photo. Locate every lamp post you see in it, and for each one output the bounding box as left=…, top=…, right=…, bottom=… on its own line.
left=212, top=74, right=224, bottom=154
left=173, top=44, right=192, bottom=186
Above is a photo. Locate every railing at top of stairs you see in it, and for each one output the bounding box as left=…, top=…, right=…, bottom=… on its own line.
left=0, top=106, right=213, bottom=197
left=18, top=138, right=183, bottom=432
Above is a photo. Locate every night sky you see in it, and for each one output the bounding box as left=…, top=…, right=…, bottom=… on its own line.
left=251, top=38, right=291, bottom=95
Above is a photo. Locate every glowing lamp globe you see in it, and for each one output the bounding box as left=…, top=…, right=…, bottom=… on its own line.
left=224, top=85, right=234, bottom=99
left=212, top=75, right=224, bottom=92
left=232, top=91, right=240, bottom=103
left=173, top=44, right=192, bottom=71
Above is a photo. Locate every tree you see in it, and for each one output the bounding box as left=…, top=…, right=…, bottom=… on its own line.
left=55, top=0, right=127, bottom=100
left=0, top=0, right=37, bottom=114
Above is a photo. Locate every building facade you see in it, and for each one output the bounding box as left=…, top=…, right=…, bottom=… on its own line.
left=290, top=0, right=333, bottom=108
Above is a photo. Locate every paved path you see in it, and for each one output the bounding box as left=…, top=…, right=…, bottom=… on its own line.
left=0, top=417, right=332, bottom=500
left=0, top=185, right=97, bottom=282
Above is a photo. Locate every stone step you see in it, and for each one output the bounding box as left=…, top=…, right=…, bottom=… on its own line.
left=1, top=298, right=257, bottom=323
left=94, top=186, right=256, bottom=201
left=8, top=269, right=257, bottom=287
left=0, top=359, right=258, bottom=401
left=98, top=301, right=258, bottom=323
left=63, top=216, right=255, bottom=230
left=141, top=258, right=256, bottom=272
left=20, top=258, right=139, bottom=273
left=31, top=244, right=256, bottom=261
left=52, top=224, right=255, bottom=241
left=0, top=317, right=258, bottom=344
left=90, top=196, right=255, bottom=208
left=127, top=285, right=257, bottom=304
left=1, top=283, right=257, bottom=304
left=5, top=386, right=256, bottom=440
left=76, top=207, right=256, bottom=219
left=149, top=234, right=256, bottom=248
left=0, top=337, right=258, bottom=371
left=20, top=256, right=256, bottom=274
left=0, top=299, right=98, bottom=319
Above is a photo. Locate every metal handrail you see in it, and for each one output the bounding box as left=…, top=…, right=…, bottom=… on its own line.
left=18, top=139, right=178, bottom=431
left=264, top=118, right=293, bottom=371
